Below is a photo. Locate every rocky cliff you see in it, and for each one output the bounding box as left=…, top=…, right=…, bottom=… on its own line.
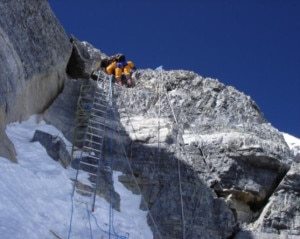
left=43, top=39, right=299, bottom=238
left=1, top=1, right=300, bottom=238
left=0, top=0, right=72, bottom=161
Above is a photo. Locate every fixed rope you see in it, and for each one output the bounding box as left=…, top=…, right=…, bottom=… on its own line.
left=107, top=76, right=126, bottom=239
left=113, top=110, right=164, bottom=239
left=68, top=72, right=128, bottom=239
left=157, top=67, right=162, bottom=166
left=113, top=84, right=164, bottom=238
left=114, top=67, right=186, bottom=239
left=161, top=73, right=223, bottom=237
left=156, top=67, right=186, bottom=239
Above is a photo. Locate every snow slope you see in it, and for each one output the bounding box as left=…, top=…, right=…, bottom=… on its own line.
left=0, top=115, right=152, bottom=239
left=1, top=115, right=300, bottom=239
left=283, top=132, right=300, bottom=157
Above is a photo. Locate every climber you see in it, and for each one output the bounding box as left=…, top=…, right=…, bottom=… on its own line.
left=103, top=54, right=136, bottom=87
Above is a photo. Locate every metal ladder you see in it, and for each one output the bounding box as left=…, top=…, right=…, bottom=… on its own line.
left=71, top=80, right=109, bottom=212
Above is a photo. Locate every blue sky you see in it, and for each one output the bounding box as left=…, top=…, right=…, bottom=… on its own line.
left=48, top=0, right=300, bottom=138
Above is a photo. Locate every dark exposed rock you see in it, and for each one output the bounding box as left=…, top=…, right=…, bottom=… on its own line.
left=66, top=35, right=104, bottom=79
left=31, top=130, right=71, bottom=168
left=0, top=112, right=17, bottom=162
left=250, top=164, right=300, bottom=236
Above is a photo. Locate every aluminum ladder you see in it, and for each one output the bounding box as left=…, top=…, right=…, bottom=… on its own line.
left=71, top=81, right=109, bottom=212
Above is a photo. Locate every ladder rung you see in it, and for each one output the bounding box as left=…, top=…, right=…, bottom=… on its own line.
left=89, top=118, right=105, bottom=125
left=93, top=104, right=107, bottom=109
left=93, top=100, right=107, bottom=106
left=84, top=140, right=102, bottom=147
left=75, top=188, right=94, bottom=195
left=94, top=99, right=106, bottom=105
left=84, top=140, right=103, bottom=146
left=87, top=125, right=105, bottom=132
left=93, top=106, right=107, bottom=112
left=91, top=108, right=106, bottom=114
left=87, top=172, right=98, bottom=177
left=89, top=119, right=105, bottom=126
left=89, top=116, right=106, bottom=123
left=86, top=132, right=103, bottom=139
left=86, top=154, right=100, bottom=160
left=80, top=161, right=98, bottom=168
left=83, top=146, right=102, bottom=153
left=94, top=91, right=106, bottom=97
left=93, top=97, right=104, bottom=103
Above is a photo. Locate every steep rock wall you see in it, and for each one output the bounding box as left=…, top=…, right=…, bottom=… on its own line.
left=1, top=3, right=293, bottom=236
left=111, top=69, right=293, bottom=238
left=0, top=0, right=72, bottom=161
left=44, top=61, right=296, bottom=238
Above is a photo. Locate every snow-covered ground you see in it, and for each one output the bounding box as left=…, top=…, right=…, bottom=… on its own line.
left=1, top=115, right=300, bottom=239
left=0, top=115, right=152, bottom=239
left=283, top=132, right=300, bottom=157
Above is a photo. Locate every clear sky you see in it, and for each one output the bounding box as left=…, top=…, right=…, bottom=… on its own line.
left=47, top=0, right=300, bottom=138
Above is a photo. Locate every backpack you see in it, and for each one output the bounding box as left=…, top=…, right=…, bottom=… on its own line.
left=100, top=54, right=126, bottom=68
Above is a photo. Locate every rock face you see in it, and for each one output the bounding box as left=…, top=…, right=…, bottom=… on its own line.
left=109, top=70, right=294, bottom=238
left=43, top=79, right=85, bottom=141
left=45, top=60, right=297, bottom=238
left=1, top=2, right=300, bottom=238
left=0, top=0, right=72, bottom=161
left=252, top=163, right=300, bottom=236
left=66, top=36, right=104, bottom=79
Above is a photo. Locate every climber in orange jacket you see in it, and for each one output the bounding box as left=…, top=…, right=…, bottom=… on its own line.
left=105, top=54, right=136, bottom=87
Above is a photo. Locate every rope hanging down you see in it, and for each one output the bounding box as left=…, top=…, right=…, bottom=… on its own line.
left=116, top=99, right=164, bottom=239
left=107, top=75, right=128, bottom=239
left=158, top=69, right=222, bottom=237
left=155, top=66, right=186, bottom=239
left=157, top=68, right=162, bottom=165
left=67, top=72, right=128, bottom=239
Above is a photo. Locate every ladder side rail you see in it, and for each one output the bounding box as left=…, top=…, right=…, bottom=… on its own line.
left=90, top=87, right=109, bottom=212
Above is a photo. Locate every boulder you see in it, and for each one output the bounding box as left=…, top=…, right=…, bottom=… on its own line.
left=31, top=130, right=71, bottom=168
left=66, top=35, right=104, bottom=79
left=250, top=163, right=300, bottom=237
